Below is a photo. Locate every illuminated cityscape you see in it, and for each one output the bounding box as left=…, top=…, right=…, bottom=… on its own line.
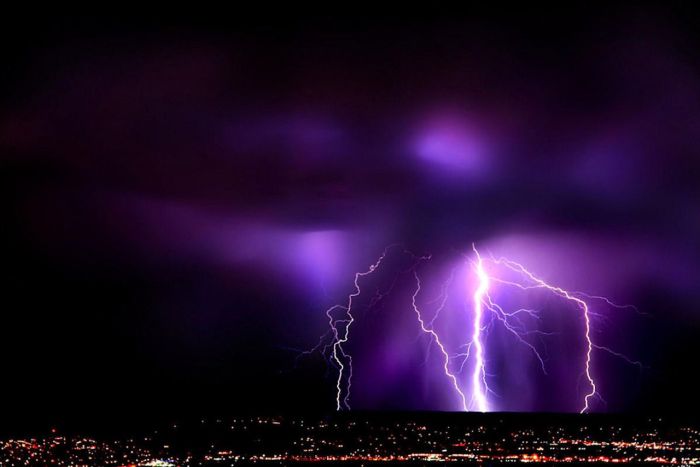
left=2, top=414, right=700, bottom=466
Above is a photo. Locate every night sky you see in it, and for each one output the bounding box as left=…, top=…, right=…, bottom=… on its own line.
left=3, top=5, right=700, bottom=433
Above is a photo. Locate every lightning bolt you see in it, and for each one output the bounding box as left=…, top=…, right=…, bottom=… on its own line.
left=469, top=245, right=490, bottom=412
left=327, top=247, right=392, bottom=410
left=484, top=252, right=634, bottom=413
left=302, top=244, right=642, bottom=414
left=411, top=268, right=469, bottom=410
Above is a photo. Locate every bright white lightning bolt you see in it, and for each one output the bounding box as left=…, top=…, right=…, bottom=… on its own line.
left=469, top=244, right=490, bottom=412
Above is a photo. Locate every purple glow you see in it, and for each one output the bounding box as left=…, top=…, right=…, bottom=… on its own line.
left=413, top=114, right=491, bottom=177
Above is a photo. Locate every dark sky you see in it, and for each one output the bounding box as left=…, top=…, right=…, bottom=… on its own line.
left=3, top=5, right=700, bottom=433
